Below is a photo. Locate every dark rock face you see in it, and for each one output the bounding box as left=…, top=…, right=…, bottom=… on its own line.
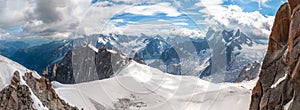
left=0, top=71, right=34, bottom=110
left=288, top=0, right=300, bottom=13
left=23, top=72, right=78, bottom=109
left=249, top=2, right=300, bottom=110
left=287, top=3, right=300, bottom=110
left=222, top=29, right=253, bottom=65
left=138, top=37, right=171, bottom=60
left=0, top=71, right=78, bottom=110
left=132, top=53, right=145, bottom=65
left=46, top=46, right=144, bottom=84
left=235, top=61, right=260, bottom=82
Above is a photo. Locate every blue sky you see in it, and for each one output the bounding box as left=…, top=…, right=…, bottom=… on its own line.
left=90, top=0, right=285, bottom=38
left=222, top=0, right=287, bottom=15
left=0, top=0, right=288, bottom=40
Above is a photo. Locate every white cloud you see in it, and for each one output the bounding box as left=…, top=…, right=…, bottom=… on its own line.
left=0, top=0, right=184, bottom=38
left=0, top=0, right=34, bottom=27
left=172, top=22, right=189, bottom=26
left=0, top=0, right=275, bottom=40
left=254, top=0, right=272, bottom=9
left=198, top=0, right=274, bottom=39
left=75, top=3, right=131, bottom=35
left=111, top=0, right=161, bottom=4
left=0, top=29, right=10, bottom=40
left=124, top=2, right=182, bottom=17
left=112, top=19, right=125, bottom=23
left=76, top=2, right=190, bottom=37
left=99, top=20, right=206, bottom=38
left=0, top=0, right=93, bottom=38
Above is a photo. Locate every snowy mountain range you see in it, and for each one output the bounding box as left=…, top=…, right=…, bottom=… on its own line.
left=0, top=27, right=268, bottom=110
left=0, top=28, right=267, bottom=83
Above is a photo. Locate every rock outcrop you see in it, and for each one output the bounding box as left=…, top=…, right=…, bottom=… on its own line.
left=249, top=1, right=300, bottom=110
left=24, top=72, right=78, bottom=109
left=0, top=71, right=78, bottom=110
left=0, top=71, right=34, bottom=110
left=235, top=61, right=261, bottom=82
left=46, top=46, right=145, bottom=84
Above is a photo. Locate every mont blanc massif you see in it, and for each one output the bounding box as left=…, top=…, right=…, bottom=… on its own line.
left=0, top=0, right=299, bottom=110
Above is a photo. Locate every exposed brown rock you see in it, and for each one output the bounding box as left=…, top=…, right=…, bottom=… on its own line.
left=23, top=71, right=78, bottom=110
left=0, top=71, right=34, bottom=110
left=288, top=4, right=300, bottom=110
left=288, top=0, right=300, bottom=13
left=250, top=1, right=300, bottom=110
left=266, top=2, right=290, bottom=55
left=249, top=79, right=262, bottom=110
left=0, top=71, right=79, bottom=110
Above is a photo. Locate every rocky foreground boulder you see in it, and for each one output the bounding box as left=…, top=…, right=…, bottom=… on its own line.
left=0, top=71, right=78, bottom=110
left=249, top=1, right=300, bottom=110
left=0, top=71, right=34, bottom=109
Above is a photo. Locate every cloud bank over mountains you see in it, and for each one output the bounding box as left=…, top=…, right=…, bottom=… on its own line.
left=0, top=0, right=284, bottom=39
left=198, top=0, right=275, bottom=39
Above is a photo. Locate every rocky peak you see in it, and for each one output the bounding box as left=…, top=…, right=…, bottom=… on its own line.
left=249, top=1, right=300, bottom=110
left=133, top=53, right=145, bottom=64
left=0, top=71, right=78, bottom=109
left=235, top=61, right=261, bottom=82
left=222, top=29, right=253, bottom=66
left=222, top=29, right=253, bottom=47
left=0, top=71, right=34, bottom=110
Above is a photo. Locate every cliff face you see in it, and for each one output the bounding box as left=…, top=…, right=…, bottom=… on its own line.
left=45, top=46, right=123, bottom=84
left=249, top=1, right=300, bottom=110
left=235, top=61, right=261, bottom=82
left=46, top=46, right=145, bottom=84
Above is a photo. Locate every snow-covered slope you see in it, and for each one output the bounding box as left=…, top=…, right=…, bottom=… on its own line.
left=0, top=55, right=41, bottom=90
left=54, top=61, right=255, bottom=110
left=0, top=55, right=47, bottom=109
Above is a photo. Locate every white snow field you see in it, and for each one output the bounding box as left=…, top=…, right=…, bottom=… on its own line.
left=54, top=61, right=256, bottom=110
left=0, top=55, right=256, bottom=110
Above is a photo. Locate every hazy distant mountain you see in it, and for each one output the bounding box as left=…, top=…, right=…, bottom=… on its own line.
left=0, top=40, right=30, bottom=57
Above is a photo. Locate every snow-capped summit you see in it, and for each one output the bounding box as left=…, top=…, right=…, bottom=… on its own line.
left=97, top=37, right=108, bottom=45
left=203, top=28, right=267, bottom=82
left=138, top=37, right=171, bottom=60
